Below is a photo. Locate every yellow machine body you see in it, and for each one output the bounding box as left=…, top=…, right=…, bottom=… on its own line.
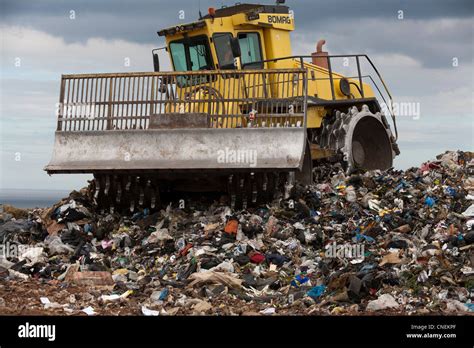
left=160, top=7, right=376, bottom=131
left=46, top=3, right=398, bottom=211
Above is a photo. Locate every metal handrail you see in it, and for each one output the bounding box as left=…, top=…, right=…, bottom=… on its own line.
left=61, top=68, right=306, bottom=79
left=56, top=69, right=308, bottom=132
left=308, top=74, right=393, bottom=130
left=242, top=54, right=398, bottom=140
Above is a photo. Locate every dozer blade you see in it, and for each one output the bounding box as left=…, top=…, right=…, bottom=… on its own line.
left=45, top=69, right=309, bottom=175
left=45, top=127, right=307, bottom=173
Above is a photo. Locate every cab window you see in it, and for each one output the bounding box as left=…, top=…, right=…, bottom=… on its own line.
left=213, top=33, right=236, bottom=70
left=238, top=32, right=263, bottom=69
left=169, top=36, right=213, bottom=71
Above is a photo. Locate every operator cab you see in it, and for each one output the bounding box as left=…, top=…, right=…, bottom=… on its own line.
left=166, top=31, right=264, bottom=71
left=156, top=3, right=294, bottom=72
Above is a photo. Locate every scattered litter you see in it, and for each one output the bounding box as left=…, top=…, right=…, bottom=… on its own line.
left=259, top=307, right=276, bottom=315
left=81, top=306, right=96, bottom=316
left=141, top=305, right=160, bottom=316
left=367, top=294, right=400, bottom=311
left=0, top=150, right=472, bottom=315
left=100, top=290, right=133, bottom=303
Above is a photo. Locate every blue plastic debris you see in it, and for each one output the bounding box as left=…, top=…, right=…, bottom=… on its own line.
left=84, top=223, right=93, bottom=233
left=158, top=288, right=169, bottom=301
left=464, top=303, right=474, bottom=312
left=394, top=180, right=408, bottom=192
left=445, top=187, right=456, bottom=197
left=425, top=196, right=436, bottom=207
left=355, top=233, right=375, bottom=243
left=307, top=285, right=326, bottom=299
left=291, top=274, right=309, bottom=288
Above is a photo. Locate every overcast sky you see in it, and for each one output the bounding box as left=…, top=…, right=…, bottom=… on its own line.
left=1, top=0, right=473, bottom=191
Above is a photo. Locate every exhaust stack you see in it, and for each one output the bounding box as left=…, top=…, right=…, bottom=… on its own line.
left=311, top=39, right=329, bottom=69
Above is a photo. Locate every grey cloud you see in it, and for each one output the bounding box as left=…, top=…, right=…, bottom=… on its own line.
left=2, top=0, right=472, bottom=70
left=2, top=0, right=473, bottom=45
left=1, top=0, right=472, bottom=71
left=292, top=17, right=473, bottom=70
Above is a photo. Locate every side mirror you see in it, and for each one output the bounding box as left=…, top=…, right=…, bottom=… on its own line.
left=152, top=52, right=160, bottom=72
left=230, top=37, right=241, bottom=58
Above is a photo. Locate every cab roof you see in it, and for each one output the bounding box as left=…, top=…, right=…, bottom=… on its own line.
left=201, top=3, right=289, bottom=19
left=157, top=3, right=289, bottom=37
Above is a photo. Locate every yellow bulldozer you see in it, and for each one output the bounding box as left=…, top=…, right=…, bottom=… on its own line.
left=45, top=2, right=399, bottom=212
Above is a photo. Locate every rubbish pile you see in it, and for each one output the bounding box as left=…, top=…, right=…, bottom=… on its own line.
left=1, top=150, right=474, bottom=315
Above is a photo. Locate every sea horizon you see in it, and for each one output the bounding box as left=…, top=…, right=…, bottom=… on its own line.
left=0, top=188, right=73, bottom=209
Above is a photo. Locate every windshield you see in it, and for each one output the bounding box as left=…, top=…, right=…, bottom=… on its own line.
left=238, top=32, right=263, bottom=69
left=213, top=33, right=236, bottom=69
left=169, top=36, right=213, bottom=71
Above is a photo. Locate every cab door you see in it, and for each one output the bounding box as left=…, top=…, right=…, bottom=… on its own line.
left=212, top=32, right=269, bottom=128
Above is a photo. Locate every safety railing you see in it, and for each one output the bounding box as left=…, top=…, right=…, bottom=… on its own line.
left=243, top=54, right=398, bottom=140
left=56, top=69, right=308, bottom=132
